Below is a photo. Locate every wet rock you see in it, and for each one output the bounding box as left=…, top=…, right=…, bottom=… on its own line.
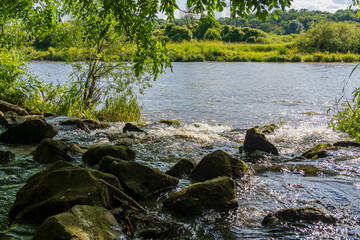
left=83, top=119, right=110, bottom=130
left=159, top=119, right=181, bottom=126
left=0, top=112, right=46, bottom=128
left=69, top=143, right=85, bottom=156
left=243, top=128, right=279, bottom=155
left=59, top=119, right=88, bottom=132
left=189, top=150, right=248, bottom=182
left=44, top=112, right=56, bottom=117
left=333, top=140, right=360, bottom=147
left=0, top=119, right=57, bottom=144
left=9, top=161, right=122, bottom=224
left=165, top=159, right=196, bottom=178
left=32, top=138, right=72, bottom=164
left=255, top=124, right=278, bottom=134
left=130, top=212, right=190, bottom=239
left=33, top=205, right=122, bottom=240
left=83, top=145, right=136, bottom=166
left=302, top=143, right=337, bottom=160
left=123, top=123, right=145, bottom=133
left=262, top=207, right=338, bottom=226
left=0, top=150, right=15, bottom=163
left=99, top=156, right=178, bottom=200
left=0, top=100, right=28, bottom=116
left=163, top=177, right=238, bottom=217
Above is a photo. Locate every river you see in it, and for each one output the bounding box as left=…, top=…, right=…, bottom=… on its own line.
left=1, top=62, right=360, bottom=239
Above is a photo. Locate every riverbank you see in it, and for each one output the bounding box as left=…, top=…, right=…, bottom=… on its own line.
left=28, top=41, right=360, bottom=63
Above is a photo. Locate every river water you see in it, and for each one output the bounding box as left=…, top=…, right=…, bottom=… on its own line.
left=1, top=62, right=360, bottom=239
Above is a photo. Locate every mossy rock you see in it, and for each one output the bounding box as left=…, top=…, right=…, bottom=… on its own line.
left=0, top=100, right=28, bottom=116
left=99, top=156, right=178, bottom=200
left=302, top=143, right=337, bottom=160
left=333, top=140, right=360, bottom=147
left=0, top=150, right=15, bottom=164
left=82, top=145, right=136, bottom=166
left=189, top=150, right=248, bottom=182
left=32, top=138, right=72, bottom=164
left=159, top=119, right=181, bottom=126
left=165, top=159, right=196, bottom=178
left=0, top=119, right=57, bottom=144
left=9, top=161, right=122, bottom=224
left=163, top=177, right=238, bottom=217
left=83, top=119, right=110, bottom=130
left=256, top=124, right=278, bottom=134
left=123, top=123, right=145, bottom=133
left=33, top=205, right=122, bottom=240
left=243, top=128, right=279, bottom=155
left=262, top=207, right=338, bottom=226
left=59, top=119, right=88, bottom=132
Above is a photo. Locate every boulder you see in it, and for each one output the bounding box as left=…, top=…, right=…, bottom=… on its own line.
left=262, top=207, right=338, bottom=226
left=59, top=119, right=88, bottom=132
left=59, top=119, right=110, bottom=133
left=9, top=161, right=123, bottom=224
left=165, top=159, right=196, bottom=178
left=0, top=100, right=28, bottom=116
left=33, top=205, right=122, bottom=240
left=99, top=156, right=179, bottom=200
left=189, top=150, right=248, bottom=182
left=0, top=150, right=15, bottom=163
left=0, top=112, right=46, bottom=128
left=159, top=119, right=181, bottom=126
left=163, top=177, right=238, bottom=217
left=83, top=145, right=136, bottom=166
left=32, top=138, right=72, bottom=164
left=123, top=123, right=145, bottom=133
left=83, top=119, right=110, bottom=130
left=302, top=143, right=337, bottom=160
left=243, top=128, right=279, bottom=155
left=0, top=119, right=57, bottom=144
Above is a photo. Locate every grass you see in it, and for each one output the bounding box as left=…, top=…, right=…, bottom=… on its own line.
left=27, top=41, right=360, bottom=63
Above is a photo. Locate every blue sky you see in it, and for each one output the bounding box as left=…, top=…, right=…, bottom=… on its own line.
left=172, top=0, right=354, bottom=18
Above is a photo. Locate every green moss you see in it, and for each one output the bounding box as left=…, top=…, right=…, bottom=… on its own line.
left=82, top=145, right=136, bottom=166
left=302, top=143, right=337, bottom=160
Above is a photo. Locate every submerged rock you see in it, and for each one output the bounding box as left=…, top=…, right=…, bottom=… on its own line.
left=0, top=119, right=57, bottom=144
left=33, top=205, right=122, bottom=240
left=0, top=100, right=28, bottom=116
left=32, top=138, right=72, bottom=164
left=262, top=207, right=338, bottom=226
left=243, top=128, right=279, bottom=155
left=189, top=150, right=248, bottom=182
left=123, top=123, right=145, bottom=133
left=9, top=161, right=122, bottom=224
left=159, top=119, right=181, bottom=126
left=165, top=159, right=196, bottom=178
left=302, top=143, right=337, bottom=160
left=99, top=156, right=178, bottom=200
left=0, top=150, right=15, bottom=163
left=333, top=140, right=360, bottom=147
left=82, top=145, right=136, bottom=166
left=163, top=177, right=238, bottom=217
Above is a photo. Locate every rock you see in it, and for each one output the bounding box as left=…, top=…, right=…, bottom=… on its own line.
left=9, top=161, right=123, bottom=224
left=0, top=119, right=57, bottom=144
left=262, top=207, right=338, bottom=226
left=165, top=159, right=196, bottom=178
left=83, top=119, right=110, bottom=130
left=0, top=150, right=15, bottom=163
left=189, top=150, right=248, bottom=182
left=69, top=143, right=85, bottom=156
left=44, top=112, right=56, bottom=117
left=302, top=143, right=337, bottom=160
left=123, top=123, right=145, bottom=133
left=129, top=212, right=190, bottom=239
left=32, top=138, right=72, bottom=164
left=159, top=119, right=181, bottom=126
left=82, top=145, right=136, bottom=166
left=0, top=112, right=44, bottom=128
left=163, top=177, right=238, bottom=217
left=333, top=140, right=360, bottom=147
left=99, top=156, right=178, bottom=200
left=33, top=205, right=122, bottom=240
left=255, top=124, right=278, bottom=134
left=59, top=119, right=88, bottom=132
left=243, top=128, right=279, bottom=155
left=0, top=100, right=28, bottom=116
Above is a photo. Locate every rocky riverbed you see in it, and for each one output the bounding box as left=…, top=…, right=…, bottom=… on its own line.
left=1, top=100, right=360, bottom=239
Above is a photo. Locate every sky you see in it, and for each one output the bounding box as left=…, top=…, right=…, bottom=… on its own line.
left=172, top=0, right=355, bottom=18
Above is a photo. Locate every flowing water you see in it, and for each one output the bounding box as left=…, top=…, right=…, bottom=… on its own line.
left=1, top=62, right=360, bottom=239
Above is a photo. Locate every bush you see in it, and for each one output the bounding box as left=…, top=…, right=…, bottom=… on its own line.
left=204, top=28, right=221, bottom=41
